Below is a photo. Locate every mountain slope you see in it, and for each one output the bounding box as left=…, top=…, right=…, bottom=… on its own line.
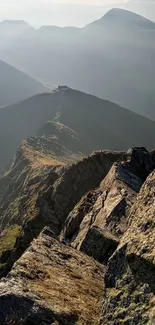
left=126, top=0, right=155, bottom=22
left=0, top=9, right=155, bottom=118
left=0, top=86, right=155, bottom=169
left=0, top=60, right=46, bottom=107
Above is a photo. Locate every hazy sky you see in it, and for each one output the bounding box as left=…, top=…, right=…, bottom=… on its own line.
left=0, top=0, right=154, bottom=27
left=0, top=0, right=127, bottom=27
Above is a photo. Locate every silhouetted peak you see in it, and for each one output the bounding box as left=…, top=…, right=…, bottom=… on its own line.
left=0, top=20, right=35, bottom=35
left=87, top=8, right=155, bottom=29
left=0, top=20, right=33, bottom=28
left=104, top=8, right=153, bottom=22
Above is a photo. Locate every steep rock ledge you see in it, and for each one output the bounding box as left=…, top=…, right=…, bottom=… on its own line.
left=0, top=228, right=105, bottom=325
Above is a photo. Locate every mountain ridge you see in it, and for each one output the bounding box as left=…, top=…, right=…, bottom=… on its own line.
left=1, top=86, right=155, bottom=170
left=1, top=9, right=154, bottom=31
left=1, top=9, right=154, bottom=119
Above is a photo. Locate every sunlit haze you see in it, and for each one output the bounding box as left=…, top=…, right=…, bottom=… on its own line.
left=0, top=0, right=141, bottom=27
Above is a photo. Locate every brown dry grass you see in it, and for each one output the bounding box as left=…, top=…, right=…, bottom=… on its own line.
left=21, top=143, right=64, bottom=167
left=32, top=155, right=64, bottom=167
left=16, top=236, right=105, bottom=325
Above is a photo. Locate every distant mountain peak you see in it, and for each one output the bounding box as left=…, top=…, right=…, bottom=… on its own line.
left=1, top=19, right=28, bottom=24
left=86, top=8, right=155, bottom=29
left=0, top=20, right=33, bottom=28
left=104, top=8, right=153, bottom=22
left=0, top=20, right=35, bottom=34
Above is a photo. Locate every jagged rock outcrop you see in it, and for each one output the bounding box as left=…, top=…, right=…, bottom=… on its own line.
left=0, top=141, right=126, bottom=276
left=0, top=228, right=105, bottom=325
left=61, top=147, right=155, bottom=264
left=46, top=150, right=127, bottom=230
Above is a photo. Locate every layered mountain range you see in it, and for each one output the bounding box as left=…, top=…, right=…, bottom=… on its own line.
left=0, top=9, right=155, bottom=118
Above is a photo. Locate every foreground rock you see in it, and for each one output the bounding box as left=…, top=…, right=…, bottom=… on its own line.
left=0, top=228, right=105, bottom=325
left=0, top=145, right=155, bottom=324
left=101, top=168, right=155, bottom=324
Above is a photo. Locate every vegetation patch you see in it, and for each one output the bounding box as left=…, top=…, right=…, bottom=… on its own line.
left=0, top=224, right=21, bottom=260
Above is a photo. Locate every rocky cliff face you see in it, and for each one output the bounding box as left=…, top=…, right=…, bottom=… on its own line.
left=101, top=167, right=155, bottom=324
left=60, top=148, right=155, bottom=263
left=0, top=138, right=125, bottom=277
left=0, top=145, right=155, bottom=324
